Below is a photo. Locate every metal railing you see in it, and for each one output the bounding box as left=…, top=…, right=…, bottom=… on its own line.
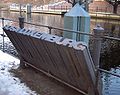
left=1, top=17, right=119, bottom=41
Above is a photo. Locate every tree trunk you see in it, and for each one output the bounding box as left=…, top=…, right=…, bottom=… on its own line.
left=113, top=5, right=118, bottom=14
left=72, top=0, right=76, bottom=7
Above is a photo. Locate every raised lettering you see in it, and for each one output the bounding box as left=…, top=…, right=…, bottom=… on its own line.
left=39, top=33, right=48, bottom=40
left=3, top=26, right=86, bottom=51
left=33, top=32, right=43, bottom=39
left=72, top=42, right=86, bottom=50
left=3, top=25, right=11, bottom=30
left=61, top=38, right=75, bottom=47
left=17, top=28, right=26, bottom=34
left=45, top=34, right=60, bottom=43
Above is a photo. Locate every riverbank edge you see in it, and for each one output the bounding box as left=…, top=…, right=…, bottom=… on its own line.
left=90, top=12, right=120, bottom=21
left=9, top=9, right=120, bottom=20
left=1, top=7, right=120, bottom=20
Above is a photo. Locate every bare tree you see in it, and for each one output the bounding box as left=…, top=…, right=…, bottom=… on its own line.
left=66, top=0, right=83, bottom=7
left=106, top=0, right=120, bottom=14
left=66, top=0, right=92, bottom=11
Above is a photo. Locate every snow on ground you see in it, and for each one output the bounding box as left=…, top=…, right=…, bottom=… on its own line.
left=0, top=50, right=37, bottom=95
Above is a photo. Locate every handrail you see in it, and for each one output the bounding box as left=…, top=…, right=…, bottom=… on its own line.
left=0, top=17, right=120, bottom=41
left=24, top=21, right=94, bottom=36
left=102, top=36, right=120, bottom=41
left=97, top=67, right=120, bottom=78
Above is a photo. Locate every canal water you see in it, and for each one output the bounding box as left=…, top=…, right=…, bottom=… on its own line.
left=0, top=11, right=120, bottom=95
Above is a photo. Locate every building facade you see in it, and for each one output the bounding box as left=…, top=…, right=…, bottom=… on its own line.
left=89, top=0, right=120, bottom=14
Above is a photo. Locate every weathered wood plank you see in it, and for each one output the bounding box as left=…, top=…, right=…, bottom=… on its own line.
left=32, top=37, right=57, bottom=75
left=21, top=34, right=46, bottom=71
left=31, top=37, right=51, bottom=71
left=56, top=44, right=78, bottom=86
left=44, top=42, right=64, bottom=76
left=16, top=32, right=33, bottom=61
left=67, top=47, right=88, bottom=92
left=43, top=35, right=72, bottom=82
left=9, top=31, right=27, bottom=57
left=83, top=48, right=96, bottom=85
left=44, top=40, right=71, bottom=82
left=40, top=39, right=60, bottom=76
left=75, top=50, right=94, bottom=90
left=61, top=46, right=84, bottom=88
left=30, top=37, right=49, bottom=71
left=3, top=29, right=22, bottom=55
left=29, top=37, right=47, bottom=70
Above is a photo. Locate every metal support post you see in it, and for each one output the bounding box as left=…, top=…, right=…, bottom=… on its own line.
left=2, top=18, right=5, bottom=52
left=61, top=6, right=62, bottom=11
left=48, top=27, right=52, bottom=34
left=19, top=4, right=22, bottom=17
left=20, top=57, right=27, bottom=69
left=19, top=16, right=24, bottom=29
left=84, top=0, right=89, bottom=12
left=93, top=24, right=104, bottom=67
left=54, top=6, right=55, bottom=12
left=93, top=25, right=104, bottom=95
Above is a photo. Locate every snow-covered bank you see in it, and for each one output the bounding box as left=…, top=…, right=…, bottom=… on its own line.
left=0, top=50, right=37, bottom=95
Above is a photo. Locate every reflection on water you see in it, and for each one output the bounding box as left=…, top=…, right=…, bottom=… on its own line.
left=102, top=68, right=120, bottom=95
left=0, top=11, right=120, bottom=95
left=90, top=19, right=120, bottom=36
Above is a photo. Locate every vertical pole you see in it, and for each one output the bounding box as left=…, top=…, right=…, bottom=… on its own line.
left=61, top=6, right=62, bottom=12
left=42, top=5, right=43, bottom=11
left=19, top=4, right=22, bottom=17
left=93, top=24, right=104, bottom=67
left=19, top=3, right=25, bottom=68
left=19, top=16, right=24, bottom=29
left=48, top=27, right=52, bottom=34
left=2, top=18, right=5, bottom=52
left=48, top=5, right=49, bottom=11
left=84, top=0, right=89, bottom=12
left=19, top=3, right=24, bottom=29
left=26, top=4, right=32, bottom=14
left=92, top=24, right=104, bottom=95
left=66, top=6, right=67, bottom=12
left=20, top=56, right=26, bottom=69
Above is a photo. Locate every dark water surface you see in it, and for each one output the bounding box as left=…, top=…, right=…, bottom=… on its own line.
left=0, top=11, right=120, bottom=95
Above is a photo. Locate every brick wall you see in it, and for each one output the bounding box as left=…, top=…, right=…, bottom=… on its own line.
left=89, top=1, right=120, bottom=14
